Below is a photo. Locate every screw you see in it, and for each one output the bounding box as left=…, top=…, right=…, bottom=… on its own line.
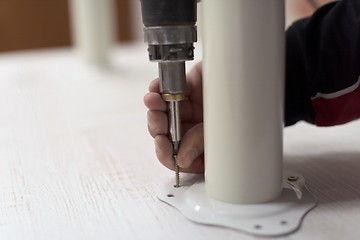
left=173, top=155, right=180, bottom=188
left=287, top=176, right=299, bottom=182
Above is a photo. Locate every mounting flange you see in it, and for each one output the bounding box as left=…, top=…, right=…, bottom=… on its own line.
left=158, top=170, right=317, bottom=236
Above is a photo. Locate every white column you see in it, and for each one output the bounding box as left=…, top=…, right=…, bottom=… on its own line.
left=202, top=0, right=285, bottom=204
left=69, top=0, right=116, bottom=66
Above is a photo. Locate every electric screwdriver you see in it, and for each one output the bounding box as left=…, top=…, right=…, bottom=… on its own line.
left=140, top=0, right=198, bottom=187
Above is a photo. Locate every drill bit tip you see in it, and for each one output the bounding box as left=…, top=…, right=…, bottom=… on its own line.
left=173, top=155, right=180, bottom=188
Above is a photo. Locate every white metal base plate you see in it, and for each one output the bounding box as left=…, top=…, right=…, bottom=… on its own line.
left=158, top=171, right=317, bottom=236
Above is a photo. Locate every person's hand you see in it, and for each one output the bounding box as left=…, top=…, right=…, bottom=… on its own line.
left=144, top=62, right=204, bottom=173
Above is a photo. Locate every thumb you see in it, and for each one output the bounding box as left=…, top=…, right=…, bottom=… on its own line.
left=177, top=123, right=204, bottom=169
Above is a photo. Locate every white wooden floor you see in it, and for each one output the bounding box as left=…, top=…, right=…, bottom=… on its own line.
left=0, top=44, right=360, bottom=240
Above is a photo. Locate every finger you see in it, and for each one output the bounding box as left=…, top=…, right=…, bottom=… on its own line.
left=145, top=93, right=194, bottom=123
left=185, top=62, right=202, bottom=97
left=144, top=92, right=166, bottom=111
left=155, top=135, right=175, bottom=170
left=180, top=100, right=193, bottom=123
left=176, top=123, right=204, bottom=168
left=155, top=135, right=204, bottom=173
left=181, top=156, right=204, bottom=173
left=147, top=110, right=168, bottom=138
left=147, top=86, right=194, bottom=123
left=188, top=71, right=203, bottom=104
left=181, top=123, right=193, bottom=136
left=180, top=96, right=203, bottom=124
left=149, top=78, right=160, bottom=92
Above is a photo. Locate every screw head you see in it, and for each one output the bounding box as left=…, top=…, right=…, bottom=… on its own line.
left=287, top=176, right=299, bottom=182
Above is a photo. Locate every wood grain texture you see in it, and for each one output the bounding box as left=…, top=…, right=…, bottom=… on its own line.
left=0, top=45, right=360, bottom=240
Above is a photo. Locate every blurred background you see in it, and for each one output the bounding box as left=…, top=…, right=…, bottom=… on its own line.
left=0, top=0, right=140, bottom=52
left=0, top=0, right=336, bottom=53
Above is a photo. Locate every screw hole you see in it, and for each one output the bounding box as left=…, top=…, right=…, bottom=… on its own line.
left=254, top=225, right=262, bottom=230
left=167, top=194, right=174, bottom=198
left=281, top=220, right=288, bottom=225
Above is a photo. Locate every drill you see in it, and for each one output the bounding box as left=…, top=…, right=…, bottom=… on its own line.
left=140, top=0, right=198, bottom=187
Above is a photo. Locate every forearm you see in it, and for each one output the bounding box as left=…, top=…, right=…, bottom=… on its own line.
left=285, top=0, right=360, bottom=126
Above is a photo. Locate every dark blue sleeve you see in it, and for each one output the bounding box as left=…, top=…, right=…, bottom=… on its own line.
left=285, top=0, right=360, bottom=126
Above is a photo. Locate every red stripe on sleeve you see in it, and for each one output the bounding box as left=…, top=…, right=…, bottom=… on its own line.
left=312, top=86, right=360, bottom=126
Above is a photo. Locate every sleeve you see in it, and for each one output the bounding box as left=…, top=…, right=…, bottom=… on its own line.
left=285, top=0, right=360, bottom=126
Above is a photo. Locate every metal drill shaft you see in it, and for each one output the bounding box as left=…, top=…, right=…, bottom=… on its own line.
left=159, top=60, right=185, bottom=188
left=168, top=100, right=182, bottom=187
left=168, top=101, right=182, bottom=148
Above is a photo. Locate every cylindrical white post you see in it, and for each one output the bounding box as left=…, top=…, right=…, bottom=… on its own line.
left=203, top=0, right=285, bottom=204
left=69, top=0, right=116, bottom=66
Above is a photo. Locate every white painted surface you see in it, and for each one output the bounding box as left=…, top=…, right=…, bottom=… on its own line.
left=202, top=0, right=285, bottom=203
left=158, top=171, right=316, bottom=236
left=0, top=45, right=360, bottom=239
